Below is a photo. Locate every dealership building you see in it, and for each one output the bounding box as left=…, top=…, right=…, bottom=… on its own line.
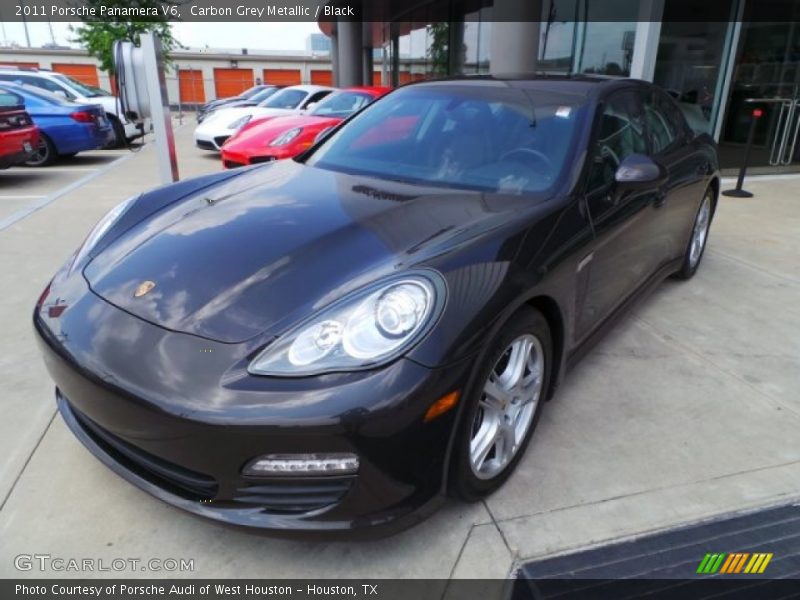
left=322, top=0, right=800, bottom=173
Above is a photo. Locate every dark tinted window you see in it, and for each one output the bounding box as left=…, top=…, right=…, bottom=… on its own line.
left=643, top=90, right=687, bottom=153
left=589, top=90, right=646, bottom=190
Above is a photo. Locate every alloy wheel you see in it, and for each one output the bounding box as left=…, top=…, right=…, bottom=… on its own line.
left=689, top=194, right=711, bottom=268
left=26, top=138, right=51, bottom=167
left=469, top=333, right=545, bottom=480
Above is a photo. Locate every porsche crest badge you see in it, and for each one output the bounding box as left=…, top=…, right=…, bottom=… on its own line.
left=134, top=280, right=156, bottom=298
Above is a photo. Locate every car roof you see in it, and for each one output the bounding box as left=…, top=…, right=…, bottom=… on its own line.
left=282, top=84, right=336, bottom=93
left=341, top=86, right=391, bottom=96
left=407, top=73, right=647, bottom=98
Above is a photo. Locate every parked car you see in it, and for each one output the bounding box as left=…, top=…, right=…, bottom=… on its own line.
left=0, top=66, right=142, bottom=147
left=196, top=84, right=279, bottom=123
left=0, top=87, right=38, bottom=169
left=0, top=82, right=113, bottom=166
left=194, top=85, right=334, bottom=151
left=34, top=76, right=719, bottom=536
left=220, top=86, right=390, bottom=168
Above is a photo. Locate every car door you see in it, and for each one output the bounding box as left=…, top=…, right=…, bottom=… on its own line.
left=575, top=88, right=660, bottom=340
left=642, top=89, right=709, bottom=263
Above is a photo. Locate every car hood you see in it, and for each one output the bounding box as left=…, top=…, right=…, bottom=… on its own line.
left=84, top=161, right=528, bottom=343
left=225, top=115, right=340, bottom=150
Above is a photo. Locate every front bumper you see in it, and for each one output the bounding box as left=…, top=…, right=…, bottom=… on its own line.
left=34, top=274, right=470, bottom=536
left=194, top=128, right=231, bottom=151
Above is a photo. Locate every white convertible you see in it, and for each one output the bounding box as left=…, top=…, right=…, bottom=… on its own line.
left=194, top=84, right=335, bottom=151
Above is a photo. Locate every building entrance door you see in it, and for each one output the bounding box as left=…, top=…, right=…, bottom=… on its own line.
left=719, top=20, right=800, bottom=172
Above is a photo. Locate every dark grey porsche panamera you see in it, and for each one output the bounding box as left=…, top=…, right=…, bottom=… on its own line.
left=34, top=76, right=719, bottom=536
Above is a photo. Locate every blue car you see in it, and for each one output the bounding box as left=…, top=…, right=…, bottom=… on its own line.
left=0, top=82, right=113, bottom=166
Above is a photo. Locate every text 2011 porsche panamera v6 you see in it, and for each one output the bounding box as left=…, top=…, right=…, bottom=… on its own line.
left=34, top=76, right=719, bottom=536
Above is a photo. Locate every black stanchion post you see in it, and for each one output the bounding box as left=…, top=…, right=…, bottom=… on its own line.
left=723, top=107, right=763, bottom=198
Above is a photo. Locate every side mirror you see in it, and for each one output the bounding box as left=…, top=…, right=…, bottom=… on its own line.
left=52, top=89, right=69, bottom=99
left=614, top=154, right=667, bottom=190
left=304, top=102, right=318, bottom=112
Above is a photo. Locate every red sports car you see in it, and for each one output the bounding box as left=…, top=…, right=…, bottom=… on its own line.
left=0, top=88, right=39, bottom=169
left=220, top=86, right=389, bottom=168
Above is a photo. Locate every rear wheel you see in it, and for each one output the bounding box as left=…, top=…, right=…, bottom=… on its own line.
left=25, top=134, right=56, bottom=166
left=673, top=188, right=714, bottom=280
left=106, top=115, right=126, bottom=149
left=450, top=307, right=551, bottom=500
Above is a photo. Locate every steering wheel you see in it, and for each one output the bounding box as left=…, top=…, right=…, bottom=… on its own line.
left=500, top=148, right=554, bottom=172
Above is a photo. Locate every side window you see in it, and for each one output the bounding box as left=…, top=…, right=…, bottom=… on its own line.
left=305, top=91, right=331, bottom=106
left=644, top=91, right=678, bottom=154
left=28, top=77, right=73, bottom=98
left=588, top=90, right=646, bottom=191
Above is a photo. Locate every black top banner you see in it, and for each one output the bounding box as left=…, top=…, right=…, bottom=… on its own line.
left=3, top=0, right=800, bottom=23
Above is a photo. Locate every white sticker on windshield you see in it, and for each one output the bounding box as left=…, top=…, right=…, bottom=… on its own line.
left=556, top=106, right=571, bottom=118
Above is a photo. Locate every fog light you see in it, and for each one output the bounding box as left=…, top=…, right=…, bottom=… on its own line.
left=243, top=453, right=359, bottom=477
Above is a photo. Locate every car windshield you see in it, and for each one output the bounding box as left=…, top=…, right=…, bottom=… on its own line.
left=306, top=84, right=585, bottom=194
left=239, top=85, right=265, bottom=99
left=248, top=87, right=279, bottom=103
left=259, top=88, right=307, bottom=109
left=310, top=91, right=374, bottom=118
left=52, top=73, right=106, bottom=97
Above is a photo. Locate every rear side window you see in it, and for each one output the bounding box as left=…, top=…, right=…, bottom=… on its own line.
left=0, top=90, right=22, bottom=107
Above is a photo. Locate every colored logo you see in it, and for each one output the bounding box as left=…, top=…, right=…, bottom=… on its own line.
left=696, top=552, right=773, bottom=574
left=133, top=280, right=156, bottom=298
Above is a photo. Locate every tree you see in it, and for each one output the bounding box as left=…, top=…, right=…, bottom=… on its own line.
left=427, top=23, right=450, bottom=76
left=70, top=0, right=183, bottom=74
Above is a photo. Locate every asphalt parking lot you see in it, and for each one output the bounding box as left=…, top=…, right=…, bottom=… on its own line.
left=1, top=120, right=799, bottom=580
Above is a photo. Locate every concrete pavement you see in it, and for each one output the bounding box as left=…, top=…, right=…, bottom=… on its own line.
left=1, top=121, right=799, bottom=579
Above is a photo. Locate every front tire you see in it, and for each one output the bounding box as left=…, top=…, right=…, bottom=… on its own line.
left=673, top=188, right=714, bottom=280
left=450, top=306, right=552, bottom=501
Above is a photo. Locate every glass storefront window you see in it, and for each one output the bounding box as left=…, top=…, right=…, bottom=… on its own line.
left=538, top=0, right=637, bottom=76
left=719, top=19, right=800, bottom=170
left=653, top=0, right=737, bottom=136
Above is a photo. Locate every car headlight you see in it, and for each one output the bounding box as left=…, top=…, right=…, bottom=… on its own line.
left=268, top=127, right=302, bottom=147
left=69, top=195, right=138, bottom=273
left=228, top=115, right=251, bottom=130
left=248, top=272, right=446, bottom=376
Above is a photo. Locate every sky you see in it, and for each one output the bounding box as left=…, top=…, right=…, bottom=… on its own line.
left=0, top=21, right=320, bottom=52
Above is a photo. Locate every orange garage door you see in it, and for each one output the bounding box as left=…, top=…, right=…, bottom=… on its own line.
left=372, top=72, right=384, bottom=86
left=310, top=70, right=333, bottom=86
left=213, top=68, right=253, bottom=99
left=178, top=69, right=205, bottom=103
left=263, top=69, right=301, bottom=86
left=52, top=63, right=99, bottom=87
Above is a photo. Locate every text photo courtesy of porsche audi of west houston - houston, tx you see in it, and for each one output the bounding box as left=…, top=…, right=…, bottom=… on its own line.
left=2, top=1, right=800, bottom=598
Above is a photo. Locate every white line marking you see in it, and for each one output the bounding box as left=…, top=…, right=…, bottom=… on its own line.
left=12, top=167, right=101, bottom=173
left=0, top=152, right=137, bottom=232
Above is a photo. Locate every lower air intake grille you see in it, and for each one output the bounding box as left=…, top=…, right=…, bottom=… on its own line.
left=234, top=478, right=353, bottom=515
left=68, top=401, right=218, bottom=501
